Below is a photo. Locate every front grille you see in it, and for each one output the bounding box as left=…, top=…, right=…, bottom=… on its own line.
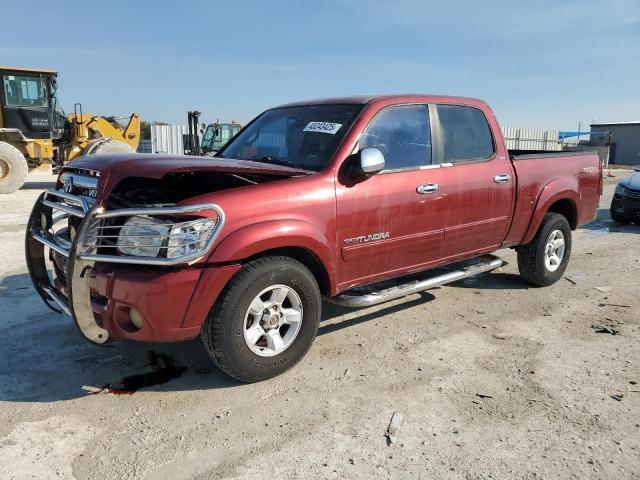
left=621, top=185, right=640, bottom=199
left=59, top=171, right=99, bottom=202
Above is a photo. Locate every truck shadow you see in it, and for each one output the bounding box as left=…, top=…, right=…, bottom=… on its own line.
left=448, top=272, right=530, bottom=290
left=0, top=265, right=555, bottom=403
left=0, top=273, right=435, bottom=402
left=0, top=273, right=241, bottom=403
left=319, top=292, right=435, bottom=336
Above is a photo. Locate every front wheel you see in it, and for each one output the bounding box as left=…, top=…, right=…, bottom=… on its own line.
left=201, top=256, right=321, bottom=382
left=517, top=213, right=572, bottom=286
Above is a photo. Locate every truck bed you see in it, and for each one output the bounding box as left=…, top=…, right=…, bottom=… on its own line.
left=502, top=150, right=602, bottom=247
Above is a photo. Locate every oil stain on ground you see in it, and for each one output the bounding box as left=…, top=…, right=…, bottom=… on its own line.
left=104, top=351, right=187, bottom=395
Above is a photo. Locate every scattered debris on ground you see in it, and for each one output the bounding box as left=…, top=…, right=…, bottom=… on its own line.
left=594, top=286, right=612, bottom=293
left=610, top=393, right=624, bottom=402
left=81, top=385, right=106, bottom=394
left=386, top=412, right=403, bottom=445
left=476, top=393, right=493, bottom=399
left=591, top=324, right=620, bottom=335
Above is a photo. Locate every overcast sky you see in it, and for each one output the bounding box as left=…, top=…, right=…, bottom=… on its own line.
left=2, top=0, right=638, bottom=130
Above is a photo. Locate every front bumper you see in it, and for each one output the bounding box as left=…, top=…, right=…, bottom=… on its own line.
left=611, top=195, right=640, bottom=219
left=25, top=189, right=231, bottom=344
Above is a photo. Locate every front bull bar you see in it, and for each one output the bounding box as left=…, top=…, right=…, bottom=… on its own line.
left=25, top=192, right=111, bottom=344
left=25, top=190, right=225, bottom=345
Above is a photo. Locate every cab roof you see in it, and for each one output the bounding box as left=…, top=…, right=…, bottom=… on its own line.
left=0, top=66, right=57, bottom=75
left=276, top=94, right=488, bottom=109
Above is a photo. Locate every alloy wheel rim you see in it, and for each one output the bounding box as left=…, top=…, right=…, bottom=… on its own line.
left=243, top=284, right=303, bottom=357
left=544, top=229, right=565, bottom=272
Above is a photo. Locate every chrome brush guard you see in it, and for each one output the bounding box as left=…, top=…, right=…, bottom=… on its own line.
left=25, top=189, right=225, bottom=344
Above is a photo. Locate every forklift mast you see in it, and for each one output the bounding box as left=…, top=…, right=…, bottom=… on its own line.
left=184, top=110, right=202, bottom=155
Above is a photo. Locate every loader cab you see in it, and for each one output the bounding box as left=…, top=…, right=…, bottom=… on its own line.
left=201, top=122, right=242, bottom=154
left=0, top=67, right=64, bottom=139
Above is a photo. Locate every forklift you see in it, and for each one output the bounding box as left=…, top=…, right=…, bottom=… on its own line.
left=183, top=110, right=241, bottom=156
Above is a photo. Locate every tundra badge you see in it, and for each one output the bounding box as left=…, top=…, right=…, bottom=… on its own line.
left=344, top=232, right=390, bottom=244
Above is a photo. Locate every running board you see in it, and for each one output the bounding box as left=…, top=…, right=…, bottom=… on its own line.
left=327, top=255, right=506, bottom=308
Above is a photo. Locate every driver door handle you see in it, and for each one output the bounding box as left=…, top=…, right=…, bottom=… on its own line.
left=416, top=183, right=439, bottom=194
left=494, top=174, right=511, bottom=183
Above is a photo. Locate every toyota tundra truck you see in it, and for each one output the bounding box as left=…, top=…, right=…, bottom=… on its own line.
left=26, top=95, right=602, bottom=382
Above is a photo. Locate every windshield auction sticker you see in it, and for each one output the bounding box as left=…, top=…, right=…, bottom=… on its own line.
left=303, top=122, right=343, bottom=134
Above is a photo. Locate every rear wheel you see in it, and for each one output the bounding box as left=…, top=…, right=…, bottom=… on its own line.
left=517, top=213, right=572, bottom=286
left=0, top=142, right=28, bottom=194
left=201, top=256, right=321, bottom=382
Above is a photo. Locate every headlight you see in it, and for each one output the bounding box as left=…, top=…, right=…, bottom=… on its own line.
left=116, top=215, right=216, bottom=259
left=615, top=184, right=625, bottom=196
left=117, top=216, right=171, bottom=257
left=167, top=218, right=215, bottom=258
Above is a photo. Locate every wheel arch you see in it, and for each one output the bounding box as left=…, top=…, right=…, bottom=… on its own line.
left=207, top=219, right=337, bottom=295
left=547, top=198, right=578, bottom=229
left=246, top=246, right=332, bottom=296
left=522, top=179, right=580, bottom=245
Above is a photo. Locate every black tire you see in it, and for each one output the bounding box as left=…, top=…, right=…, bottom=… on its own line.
left=83, top=139, right=135, bottom=155
left=201, top=256, right=321, bottom=382
left=0, top=142, right=28, bottom=194
left=610, top=206, right=630, bottom=224
left=517, top=212, right=572, bottom=287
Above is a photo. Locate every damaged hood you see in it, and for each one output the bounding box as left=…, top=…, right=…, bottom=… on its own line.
left=65, top=153, right=314, bottom=199
left=69, top=153, right=314, bottom=178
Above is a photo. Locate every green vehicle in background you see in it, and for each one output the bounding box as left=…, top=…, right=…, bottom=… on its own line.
left=184, top=111, right=242, bottom=156
left=201, top=121, right=242, bottom=154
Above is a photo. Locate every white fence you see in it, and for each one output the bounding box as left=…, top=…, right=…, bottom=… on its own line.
left=150, top=125, right=189, bottom=155
left=501, top=126, right=561, bottom=151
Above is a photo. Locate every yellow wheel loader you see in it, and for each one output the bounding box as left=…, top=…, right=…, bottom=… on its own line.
left=0, top=66, right=140, bottom=193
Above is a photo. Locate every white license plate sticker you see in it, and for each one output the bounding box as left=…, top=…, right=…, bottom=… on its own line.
left=304, top=122, right=343, bottom=134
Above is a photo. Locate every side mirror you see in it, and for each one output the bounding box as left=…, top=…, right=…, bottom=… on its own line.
left=359, top=147, right=385, bottom=175
left=634, top=166, right=640, bottom=172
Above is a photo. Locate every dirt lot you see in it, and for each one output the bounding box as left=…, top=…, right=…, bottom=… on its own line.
left=1, top=172, right=638, bottom=479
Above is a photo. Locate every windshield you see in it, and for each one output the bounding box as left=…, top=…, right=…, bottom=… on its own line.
left=218, top=104, right=363, bottom=171
left=202, top=123, right=242, bottom=152
left=2, top=74, right=50, bottom=108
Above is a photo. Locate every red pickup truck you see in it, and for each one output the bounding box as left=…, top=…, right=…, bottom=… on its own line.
left=26, top=95, right=602, bottom=382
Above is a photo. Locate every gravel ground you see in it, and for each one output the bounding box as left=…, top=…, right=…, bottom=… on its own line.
left=0, top=171, right=638, bottom=479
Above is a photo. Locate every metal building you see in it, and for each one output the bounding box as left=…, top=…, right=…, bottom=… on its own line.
left=589, top=122, right=640, bottom=166
left=150, top=124, right=189, bottom=155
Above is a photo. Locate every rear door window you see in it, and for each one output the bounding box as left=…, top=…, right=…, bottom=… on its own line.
left=435, top=105, right=494, bottom=163
left=360, top=104, right=431, bottom=171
